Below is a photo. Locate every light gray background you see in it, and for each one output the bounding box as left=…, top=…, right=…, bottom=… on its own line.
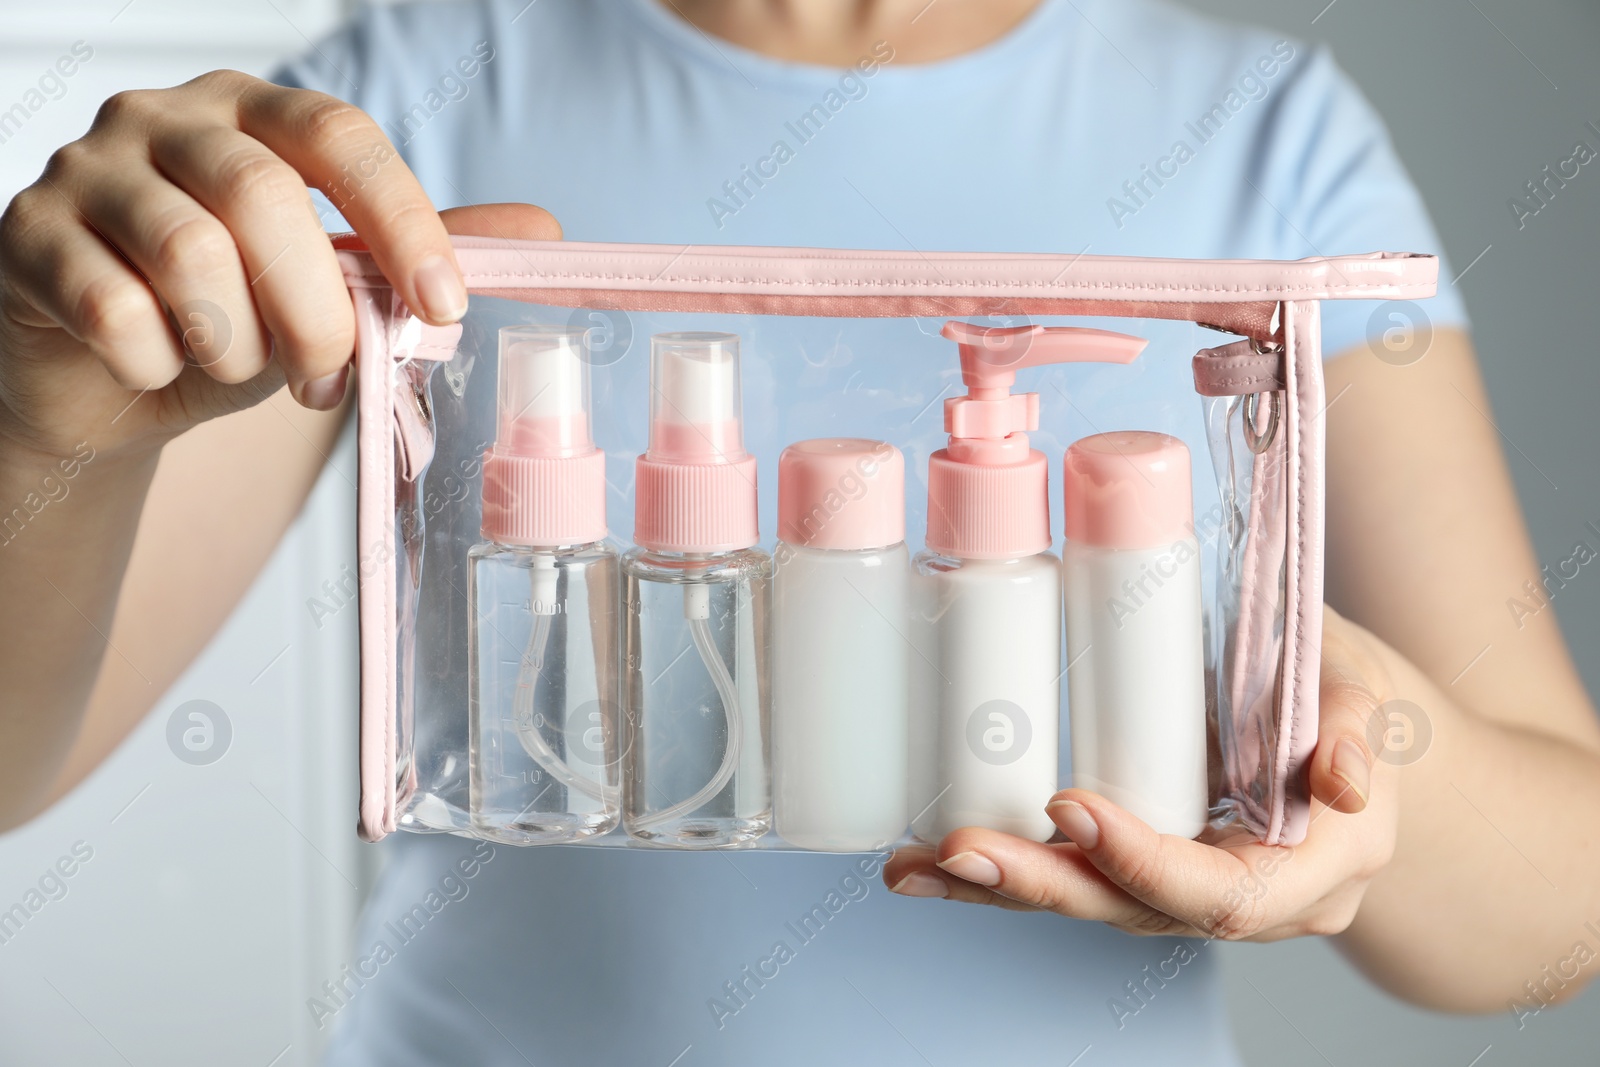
left=1185, top=1, right=1600, bottom=1064
left=0, top=1, right=1595, bottom=1064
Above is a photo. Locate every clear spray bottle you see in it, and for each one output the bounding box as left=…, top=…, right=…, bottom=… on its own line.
left=912, top=320, right=1146, bottom=843
left=623, top=332, right=772, bottom=848
left=468, top=325, right=621, bottom=844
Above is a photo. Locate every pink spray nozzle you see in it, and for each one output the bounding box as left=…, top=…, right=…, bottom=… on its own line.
left=634, top=331, right=759, bottom=554
left=647, top=331, right=747, bottom=464
left=494, top=325, right=595, bottom=459
left=481, top=325, right=606, bottom=548
left=925, top=319, right=1148, bottom=560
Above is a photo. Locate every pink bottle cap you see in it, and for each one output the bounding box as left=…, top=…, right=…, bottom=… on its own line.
left=1063, top=431, right=1194, bottom=550
left=778, top=439, right=905, bottom=551
left=480, top=325, right=607, bottom=548
left=634, top=332, right=759, bottom=553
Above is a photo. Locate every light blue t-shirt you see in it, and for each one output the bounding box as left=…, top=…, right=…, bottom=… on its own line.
left=276, top=2, right=1467, bottom=1064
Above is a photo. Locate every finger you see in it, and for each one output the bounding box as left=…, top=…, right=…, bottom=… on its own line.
left=882, top=846, right=1039, bottom=912
left=1310, top=610, right=1385, bottom=813
left=439, top=202, right=563, bottom=241
left=0, top=183, right=185, bottom=389
left=1310, top=676, right=1379, bottom=814
left=238, top=85, right=468, bottom=327
left=930, top=827, right=1204, bottom=936
left=74, top=158, right=269, bottom=384
left=1044, top=790, right=1300, bottom=940
left=151, top=124, right=354, bottom=408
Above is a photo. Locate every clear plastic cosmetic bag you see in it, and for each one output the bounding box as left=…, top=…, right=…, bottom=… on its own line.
left=340, top=236, right=1439, bottom=851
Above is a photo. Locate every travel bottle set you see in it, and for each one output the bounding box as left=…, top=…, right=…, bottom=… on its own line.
left=464, top=316, right=1212, bottom=850
left=346, top=236, right=1443, bottom=850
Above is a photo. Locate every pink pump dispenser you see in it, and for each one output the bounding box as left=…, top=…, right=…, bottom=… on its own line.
left=926, top=320, right=1148, bottom=559
left=913, top=320, right=1147, bottom=845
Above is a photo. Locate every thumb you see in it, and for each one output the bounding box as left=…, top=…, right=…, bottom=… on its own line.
left=438, top=202, right=563, bottom=241
left=1310, top=608, right=1389, bottom=814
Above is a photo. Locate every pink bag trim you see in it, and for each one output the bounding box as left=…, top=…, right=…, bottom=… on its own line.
left=1192, top=340, right=1285, bottom=397
left=1274, top=299, right=1325, bottom=847
left=1217, top=304, right=1322, bottom=848
left=354, top=287, right=398, bottom=842
left=335, top=239, right=1438, bottom=340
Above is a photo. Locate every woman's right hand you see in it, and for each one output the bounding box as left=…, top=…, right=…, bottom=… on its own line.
left=0, top=69, right=482, bottom=465
left=0, top=69, right=561, bottom=829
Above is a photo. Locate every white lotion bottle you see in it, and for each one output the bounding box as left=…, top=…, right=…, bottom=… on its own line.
left=772, top=439, right=911, bottom=851
left=1063, top=431, right=1208, bottom=838
left=912, top=320, right=1147, bottom=843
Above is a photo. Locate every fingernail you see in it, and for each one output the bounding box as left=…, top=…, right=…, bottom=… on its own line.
left=1331, top=738, right=1371, bottom=805
left=1047, top=800, right=1100, bottom=849
left=413, top=254, right=468, bottom=323
left=890, top=872, right=949, bottom=898
left=936, top=851, right=1001, bottom=887
left=300, top=364, right=348, bottom=410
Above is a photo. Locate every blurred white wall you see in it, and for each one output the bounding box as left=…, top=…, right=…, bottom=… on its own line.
left=0, top=0, right=354, bottom=200
left=0, top=5, right=368, bottom=1065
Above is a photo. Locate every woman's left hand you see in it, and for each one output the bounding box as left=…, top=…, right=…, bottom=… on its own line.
left=883, top=607, right=1402, bottom=942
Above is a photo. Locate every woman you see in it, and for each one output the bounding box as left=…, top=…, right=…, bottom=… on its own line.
left=1, top=0, right=1594, bottom=1063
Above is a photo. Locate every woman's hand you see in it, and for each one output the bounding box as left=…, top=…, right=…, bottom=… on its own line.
left=0, top=69, right=559, bottom=468
left=884, top=607, right=1402, bottom=942
left=0, top=68, right=562, bottom=828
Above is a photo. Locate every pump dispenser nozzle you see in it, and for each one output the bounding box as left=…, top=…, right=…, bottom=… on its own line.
left=945, top=320, right=1146, bottom=393
left=926, top=320, right=1148, bottom=559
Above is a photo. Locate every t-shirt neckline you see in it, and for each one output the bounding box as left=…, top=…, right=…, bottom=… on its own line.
left=615, top=0, right=1074, bottom=92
